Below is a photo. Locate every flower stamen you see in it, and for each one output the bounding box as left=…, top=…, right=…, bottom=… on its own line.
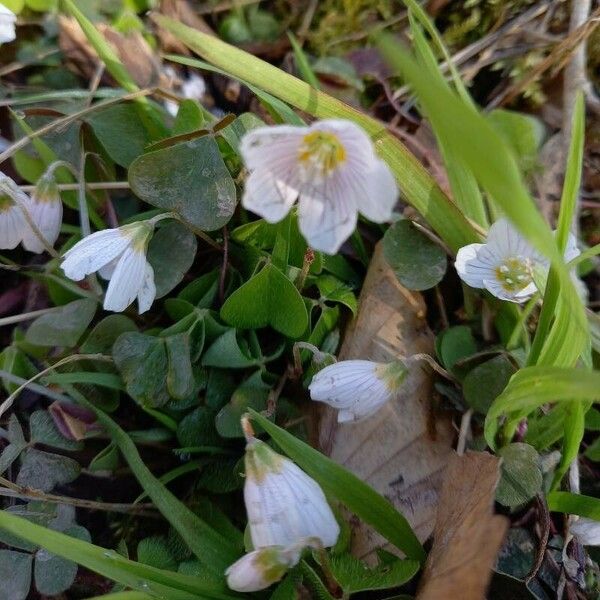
left=298, top=131, right=346, bottom=177
left=494, top=256, right=533, bottom=293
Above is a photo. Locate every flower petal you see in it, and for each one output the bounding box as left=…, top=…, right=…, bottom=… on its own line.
left=103, top=247, right=147, bottom=312
left=240, top=125, right=305, bottom=173
left=137, top=261, right=156, bottom=314
left=486, top=218, right=536, bottom=259
left=0, top=205, right=25, bottom=250
left=571, top=517, right=600, bottom=546
left=242, top=169, right=298, bottom=223
left=61, top=229, right=130, bottom=281
left=482, top=278, right=536, bottom=303
left=309, top=359, right=394, bottom=422
left=454, top=243, right=497, bottom=289
left=0, top=4, right=16, bottom=44
left=353, top=159, right=398, bottom=223
left=298, top=191, right=357, bottom=254
left=21, top=198, right=63, bottom=253
left=564, top=232, right=581, bottom=263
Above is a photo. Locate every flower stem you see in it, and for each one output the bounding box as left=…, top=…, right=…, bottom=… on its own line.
left=0, top=306, right=61, bottom=327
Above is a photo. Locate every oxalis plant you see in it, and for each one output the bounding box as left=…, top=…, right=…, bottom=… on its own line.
left=0, top=0, right=599, bottom=598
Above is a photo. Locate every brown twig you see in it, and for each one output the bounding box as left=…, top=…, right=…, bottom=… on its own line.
left=526, top=494, right=551, bottom=584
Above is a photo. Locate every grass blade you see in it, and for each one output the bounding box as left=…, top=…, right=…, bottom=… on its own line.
left=248, top=409, right=426, bottom=563
left=64, top=385, right=240, bottom=572
left=547, top=492, right=600, bottom=519
left=0, top=510, right=238, bottom=600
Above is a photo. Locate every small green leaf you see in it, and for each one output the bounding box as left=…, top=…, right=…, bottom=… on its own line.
left=462, top=355, right=516, bottom=414
left=165, top=334, right=194, bottom=400
left=147, top=222, right=197, bottom=298
left=383, top=219, right=447, bottom=290
left=547, top=491, right=600, bottom=520
left=178, top=270, right=220, bottom=308
left=220, top=263, right=308, bottom=338
left=496, top=443, right=542, bottom=507
left=329, top=554, right=419, bottom=593
left=177, top=407, right=221, bottom=449
left=87, top=104, right=152, bottom=168
left=436, top=325, right=477, bottom=372
left=316, top=275, right=357, bottom=315
left=17, top=449, right=81, bottom=493
left=129, top=136, right=236, bottom=231
left=172, top=99, right=207, bottom=134
left=26, top=299, right=97, bottom=347
left=202, top=329, right=265, bottom=369
left=137, top=536, right=178, bottom=572
left=80, top=315, right=137, bottom=354
left=215, top=372, right=270, bottom=438
left=112, top=333, right=169, bottom=407
left=0, top=550, right=32, bottom=600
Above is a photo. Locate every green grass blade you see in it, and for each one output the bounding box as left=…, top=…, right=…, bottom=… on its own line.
left=0, top=510, right=238, bottom=600
left=61, top=0, right=138, bottom=94
left=87, top=593, right=153, bottom=600
left=547, top=492, right=600, bottom=519
left=64, top=385, right=240, bottom=572
left=165, top=54, right=304, bottom=125
left=152, top=14, right=478, bottom=253
left=248, top=409, right=426, bottom=563
left=378, top=35, right=588, bottom=371
left=484, top=367, right=600, bottom=448
left=287, top=32, right=320, bottom=89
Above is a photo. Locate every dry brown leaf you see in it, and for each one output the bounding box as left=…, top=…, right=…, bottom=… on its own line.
left=157, top=0, right=214, bottom=56
left=417, top=451, right=509, bottom=600
left=318, top=243, right=454, bottom=562
left=58, top=16, right=162, bottom=88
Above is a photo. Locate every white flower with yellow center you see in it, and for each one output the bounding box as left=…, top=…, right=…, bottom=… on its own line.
left=225, top=544, right=302, bottom=592
left=309, top=359, right=408, bottom=422
left=0, top=173, right=28, bottom=250
left=243, top=436, right=339, bottom=549
left=240, top=119, right=398, bottom=254
left=21, top=173, right=62, bottom=253
left=61, top=221, right=156, bottom=313
left=455, top=218, right=580, bottom=303
left=0, top=4, right=16, bottom=44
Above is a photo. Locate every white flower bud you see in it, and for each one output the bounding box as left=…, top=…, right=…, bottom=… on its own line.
left=226, top=545, right=300, bottom=592
left=309, top=359, right=408, bottom=422
left=0, top=4, right=16, bottom=45
left=244, top=437, right=339, bottom=549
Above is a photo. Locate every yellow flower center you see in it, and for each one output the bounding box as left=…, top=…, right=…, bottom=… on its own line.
left=495, top=256, right=533, bottom=292
left=0, top=193, right=14, bottom=212
left=298, top=131, right=346, bottom=177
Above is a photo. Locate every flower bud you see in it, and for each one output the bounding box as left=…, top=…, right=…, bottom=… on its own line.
left=226, top=545, right=300, bottom=592
left=244, top=437, right=339, bottom=549
left=309, top=359, right=408, bottom=422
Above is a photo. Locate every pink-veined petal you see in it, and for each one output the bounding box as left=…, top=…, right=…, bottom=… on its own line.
left=103, top=247, right=147, bottom=312
left=242, top=169, right=298, bottom=223
left=0, top=205, right=25, bottom=250
left=21, top=198, right=63, bottom=253
left=61, top=229, right=129, bottom=281
left=137, top=261, right=156, bottom=314
left=240, top=126, right=305, bottom=173
left=454, top=243, right=496, bottom=289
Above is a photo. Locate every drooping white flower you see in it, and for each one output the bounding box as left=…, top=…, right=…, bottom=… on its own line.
left=0, top=4, right=16, bottom=45
left=309, top=359, right=408, bottom=422
left=240, top=119, right=398, bottom=254
left=226, top=544, right=302, bottom=592
left=0, top=173, right=28, bottom=250
left=61, top=221, right=156, bottom=313
left=455, top=218, right=581, bottom=303
left=243, top=436, right=339, bottom=549
left=21, top=173, right=62, bottom=253
left=570, top=517, right=600, bottom=546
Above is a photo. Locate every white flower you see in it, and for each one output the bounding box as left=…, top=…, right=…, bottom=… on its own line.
left=455, top=218, right=581, bottom=303
left=309, top=359, right=408, bottom=422
left=239, top=119, right=398, bottom=254
left=21, top=173, right=62, bottom=253
left=0, top=173, right=28, bottom=250
left=244, top=437, right=339, bottom=549
left=570, top=517, right=600, bottom=546
left=164, top=71, right=206, bottom=117
left=226, top=544, right=301, bottom=592
left=0, top=4, right=16, bottom=45
left=61, top=221, right=156, bottom=313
